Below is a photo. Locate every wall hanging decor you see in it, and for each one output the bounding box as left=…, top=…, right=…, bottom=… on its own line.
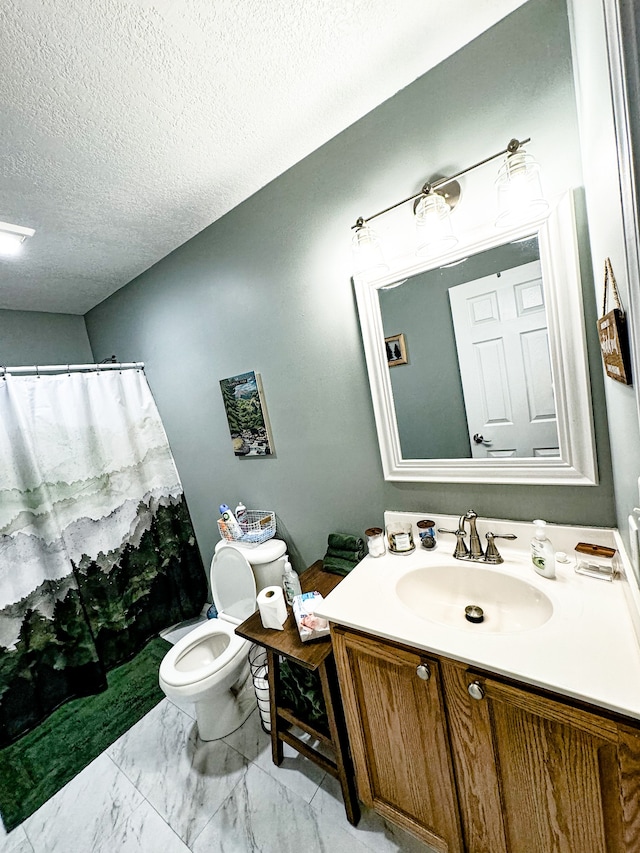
left=385, top=333, right=408, bottom=367
left=597, top=257, right=632, bottom=385
left=220, top=370, right=275, bottom=457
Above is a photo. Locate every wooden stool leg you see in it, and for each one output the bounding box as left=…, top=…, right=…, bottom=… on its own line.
left=319, top=658, right=361, bottom=826
left=266, top=650, right=284, bottom=766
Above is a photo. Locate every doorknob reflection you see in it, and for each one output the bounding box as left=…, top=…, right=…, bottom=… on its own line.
left=473, top=434, right=493, bottom=446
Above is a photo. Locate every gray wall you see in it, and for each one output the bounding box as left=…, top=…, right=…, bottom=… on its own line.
left=85, top=0, right=616, bottom=573
left=381, top=272, right=470, bottom=460
left=0, top=309, right=92, bottom=365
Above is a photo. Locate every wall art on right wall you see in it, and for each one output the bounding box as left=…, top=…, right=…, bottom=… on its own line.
left=597, top=258, right=632, bottom=386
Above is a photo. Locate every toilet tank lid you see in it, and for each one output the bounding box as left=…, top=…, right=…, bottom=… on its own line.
left=215, top=537, right=286, bottom=565
left=210, top=548, right=257, bottom=616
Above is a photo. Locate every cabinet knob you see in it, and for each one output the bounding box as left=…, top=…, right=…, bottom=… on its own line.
left=416, top=663, right=431, bottom=681
left=468, top=680, right=485, bottom=700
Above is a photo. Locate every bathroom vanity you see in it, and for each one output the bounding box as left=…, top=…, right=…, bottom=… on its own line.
left=317, top=513, right=640, bottom=853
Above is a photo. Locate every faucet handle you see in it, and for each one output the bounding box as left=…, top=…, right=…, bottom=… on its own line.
left=438, top=527, right=470, bottom=560
left=484, top=532, right=517, bottom=564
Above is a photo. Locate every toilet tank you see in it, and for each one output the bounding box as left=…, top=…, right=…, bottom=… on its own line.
left=214, top=538, right=287, bottom=593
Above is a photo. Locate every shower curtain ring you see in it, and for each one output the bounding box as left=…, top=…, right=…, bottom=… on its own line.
left=1, top=366, right=6, bottom=380
left=36, top=365, right=40, bottom=378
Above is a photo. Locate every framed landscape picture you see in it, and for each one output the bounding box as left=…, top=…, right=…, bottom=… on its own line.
left=219, top=371, right=275, bottom=457
left=385, top=333, right=407, bottom=367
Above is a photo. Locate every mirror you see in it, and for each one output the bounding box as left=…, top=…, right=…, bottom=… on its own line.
left=380, top=235, right=559, bottom=460
left=354, top=191, right=598, bottom=485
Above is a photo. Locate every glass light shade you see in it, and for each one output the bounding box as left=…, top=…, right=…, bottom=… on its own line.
left=0, top=231, right=25, bottom=257
left=495, top=149, right=549, bottom=228
left=415, top=192, right=458, bottom=257
left=352, top=223, right=388, bottom=276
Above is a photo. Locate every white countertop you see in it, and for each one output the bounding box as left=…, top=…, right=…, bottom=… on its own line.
left=315, top=511, right=640, bottom=721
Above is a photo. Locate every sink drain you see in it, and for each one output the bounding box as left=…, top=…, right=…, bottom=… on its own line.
left=465, top=604, right=484, bottom=624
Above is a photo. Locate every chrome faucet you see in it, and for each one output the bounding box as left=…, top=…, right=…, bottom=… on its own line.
left=460, top=510, right=484, bottom=560
left=438, top=510, right=517, bottom=563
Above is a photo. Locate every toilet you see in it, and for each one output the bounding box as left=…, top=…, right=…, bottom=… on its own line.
left=159, top=538, right=287, bottom=740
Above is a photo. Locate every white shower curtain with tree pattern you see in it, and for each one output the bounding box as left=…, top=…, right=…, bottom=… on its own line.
left=0, top=368, right=206, bottom=745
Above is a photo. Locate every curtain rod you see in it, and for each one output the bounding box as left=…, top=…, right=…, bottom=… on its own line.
left=1, top=362, right=144, bottom=376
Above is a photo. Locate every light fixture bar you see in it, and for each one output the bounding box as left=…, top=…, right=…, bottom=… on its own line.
left=352, top=137, right=531, bottom=229
left=0, top=221, right=35, bottom=238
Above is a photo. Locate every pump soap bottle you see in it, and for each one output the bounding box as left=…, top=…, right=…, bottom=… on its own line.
left=531, top=519, right=556, bottom=579
left=282, top=556, right=302, bottom=605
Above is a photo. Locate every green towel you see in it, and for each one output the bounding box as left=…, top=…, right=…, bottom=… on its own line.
left=322, top=555, right=359, bottom=576
left=327, top=533, right=365, bottom=558
left=323, top=532, right=365, bottom=575
left=325, top=547, right=363, bottom=563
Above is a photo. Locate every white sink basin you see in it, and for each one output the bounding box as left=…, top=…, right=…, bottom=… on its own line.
left=395, top=563, right=554, bottom=633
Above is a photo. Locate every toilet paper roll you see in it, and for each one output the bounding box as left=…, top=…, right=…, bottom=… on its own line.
left=257, top=585, right=287, bottom=630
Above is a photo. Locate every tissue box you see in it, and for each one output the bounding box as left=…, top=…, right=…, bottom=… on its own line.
left=292, top=591, right=330, bottom=642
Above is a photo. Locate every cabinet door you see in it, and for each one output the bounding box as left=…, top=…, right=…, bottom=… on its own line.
left=332, top=628, right=463, bottom=853
left=443, top=663, right=640, bottom=853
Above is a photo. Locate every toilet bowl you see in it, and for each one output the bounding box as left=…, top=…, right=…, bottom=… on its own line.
left=159, top=538, right=286, bottom=740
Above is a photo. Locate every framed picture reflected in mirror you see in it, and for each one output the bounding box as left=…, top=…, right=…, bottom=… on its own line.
left=385, top=333, right=407, bottom=367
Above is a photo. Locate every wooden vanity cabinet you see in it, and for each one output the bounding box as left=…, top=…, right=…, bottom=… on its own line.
left=332, top=626, right=640, bottom=853
left=442, top=662, right=640, bottom=853
left=331, top=627, right=464, bottom=852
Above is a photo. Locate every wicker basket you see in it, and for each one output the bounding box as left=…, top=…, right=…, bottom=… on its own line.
left=217, top=509, right=276, bottom=545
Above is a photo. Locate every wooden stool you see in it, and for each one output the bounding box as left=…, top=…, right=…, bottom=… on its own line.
left=236, top=561, right=360, bottom=826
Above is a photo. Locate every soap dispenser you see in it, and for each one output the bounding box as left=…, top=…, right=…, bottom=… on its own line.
left=531, top=519, right=556, bottom=579
left=282, top=556, right=302, bottom=605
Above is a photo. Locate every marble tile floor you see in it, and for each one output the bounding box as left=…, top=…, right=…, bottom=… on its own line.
left=0, top=638, right=437, bottom=853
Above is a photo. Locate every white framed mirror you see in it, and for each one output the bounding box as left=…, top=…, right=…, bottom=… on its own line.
left=353, top=190, right=598, bottom=485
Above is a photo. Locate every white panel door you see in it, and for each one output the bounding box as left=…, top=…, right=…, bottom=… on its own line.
left=449, top=260, right=559, bottom=459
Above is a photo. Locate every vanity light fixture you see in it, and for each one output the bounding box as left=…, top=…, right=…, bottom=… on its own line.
left=351, top=137, right=545, bottom=274
left=495, top=144, right=548, bottom=227
left=351, top=219, right=388, bottom=275
left=414, top=190, right=458, bottom=257
left=0, top=221, right=36, bottom=257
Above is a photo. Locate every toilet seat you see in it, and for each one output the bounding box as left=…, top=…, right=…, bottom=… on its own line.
left=210, top=546, right=257, bottom=624
left=159, top=618, right=249, bottom=689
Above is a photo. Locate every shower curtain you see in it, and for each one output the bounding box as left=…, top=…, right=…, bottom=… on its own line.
left=0, top=368, right=207, bottom=746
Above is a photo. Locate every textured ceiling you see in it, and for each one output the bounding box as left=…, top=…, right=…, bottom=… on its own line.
left=0, top=0, right=526, bottom=314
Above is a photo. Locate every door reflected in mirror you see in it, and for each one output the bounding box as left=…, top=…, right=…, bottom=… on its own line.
left=380, top=237, right=560, bottom=460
